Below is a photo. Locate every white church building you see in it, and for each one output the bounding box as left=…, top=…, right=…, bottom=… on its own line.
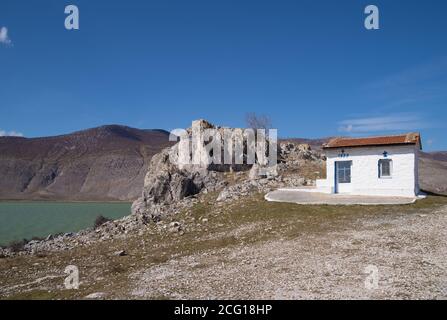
left=315, top=132, right=422, bottom=197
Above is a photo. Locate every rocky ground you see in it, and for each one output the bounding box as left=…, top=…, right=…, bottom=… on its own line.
left=0, top=193, right=446, bottom=299
left=1, top=120, right=446, bottom=299
left=132, top=201, right=447, bottom=299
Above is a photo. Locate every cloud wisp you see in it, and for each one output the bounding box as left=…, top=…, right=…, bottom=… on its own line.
left=0, top=27, right=12, bottom=45
left=338, top=113, right=431, bottom=134
left=360, top=57, right=447, bottom=113
left=0, top=129, right=24, bottom=137
left=365, top=57, right=447, bottom=91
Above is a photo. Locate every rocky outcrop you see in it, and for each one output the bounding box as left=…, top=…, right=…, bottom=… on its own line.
left=279, top=142, right=325, bottom=166
left=132, top=121, right=325, bottom=221
left=142, top=148, right=219, bottom=205
left=130, top=144, right=227, bottom=222
left=131, top=119, right=256, bottom=221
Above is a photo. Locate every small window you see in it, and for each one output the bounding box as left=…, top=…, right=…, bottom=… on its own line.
left=337, top=161, right=352, bottom=183
left=379, top=159, right=392, bottom=178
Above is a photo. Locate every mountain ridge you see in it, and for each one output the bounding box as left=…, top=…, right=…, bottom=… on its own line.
left=0, top=125, right=446, bottom=200
left=0, top=125, right=174, bottom=201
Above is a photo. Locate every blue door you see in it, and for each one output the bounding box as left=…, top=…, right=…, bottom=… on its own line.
left=335, top=161, right=352, bottom=194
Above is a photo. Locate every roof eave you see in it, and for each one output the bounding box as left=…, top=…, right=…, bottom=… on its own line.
left=322, top=142, right=420, bottom=150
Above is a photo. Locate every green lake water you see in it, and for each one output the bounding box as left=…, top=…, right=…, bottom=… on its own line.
left=0, top=202, right=131, bottom=246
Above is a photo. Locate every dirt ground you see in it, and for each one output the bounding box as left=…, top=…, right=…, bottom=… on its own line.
left=1, top=194, right=446, bottom=300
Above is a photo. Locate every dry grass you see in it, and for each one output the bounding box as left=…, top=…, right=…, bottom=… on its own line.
left=1, top=193, right=447, bottom=299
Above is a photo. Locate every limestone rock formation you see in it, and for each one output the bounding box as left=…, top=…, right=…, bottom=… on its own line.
left=132, top=119, right=279, bottom=220
left=131, top=120, right=327, bottom=221
left=142, top=147, right=220, bottom=205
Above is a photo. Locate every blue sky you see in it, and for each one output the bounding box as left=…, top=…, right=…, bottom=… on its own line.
left=1, top=0, right=446, bottom=151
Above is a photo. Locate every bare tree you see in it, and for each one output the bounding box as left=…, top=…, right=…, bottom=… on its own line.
left=245, top=112, right=272, bottom=130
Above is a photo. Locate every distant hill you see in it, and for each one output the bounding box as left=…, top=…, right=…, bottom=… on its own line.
left=0, top=125, right=173, bottom=201
left=421, top=151, right=447, bottom=162
left=419, top=152, right=447, bottom=196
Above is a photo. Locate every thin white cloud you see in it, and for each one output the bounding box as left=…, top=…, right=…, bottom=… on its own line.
left=338, top=113, right=430, bottom=134
left=361, top=57, right=447, bottom=114
left=366, top=57, right=447, bottom=90
left=0, top=27, right=12, bottom=45
left=0, top=129, right=24, bottom=137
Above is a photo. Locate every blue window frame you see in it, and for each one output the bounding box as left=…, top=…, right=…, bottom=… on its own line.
left=337, top=161, right=352, bottom=184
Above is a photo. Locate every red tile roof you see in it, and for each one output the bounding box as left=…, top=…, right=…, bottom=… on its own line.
left=323, top=132, right=422, bottom=149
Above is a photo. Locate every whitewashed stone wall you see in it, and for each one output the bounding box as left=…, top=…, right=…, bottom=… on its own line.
left=317, top=144, right=419, bottom=197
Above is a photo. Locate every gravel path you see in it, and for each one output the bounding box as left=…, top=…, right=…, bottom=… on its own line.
left=131, top=205, right=447, bottom=299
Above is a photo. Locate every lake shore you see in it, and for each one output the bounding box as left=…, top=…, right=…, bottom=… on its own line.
left=0, top=201, right=131, bottom=246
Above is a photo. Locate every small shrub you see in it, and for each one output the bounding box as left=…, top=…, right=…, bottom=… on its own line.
left=94, top=215, right=112, bottom=229
left=31, top=236, right=45, bottom=241
left=35, top=252, right=47, bottom=258
left=8, top=239, right=27, bottom=253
